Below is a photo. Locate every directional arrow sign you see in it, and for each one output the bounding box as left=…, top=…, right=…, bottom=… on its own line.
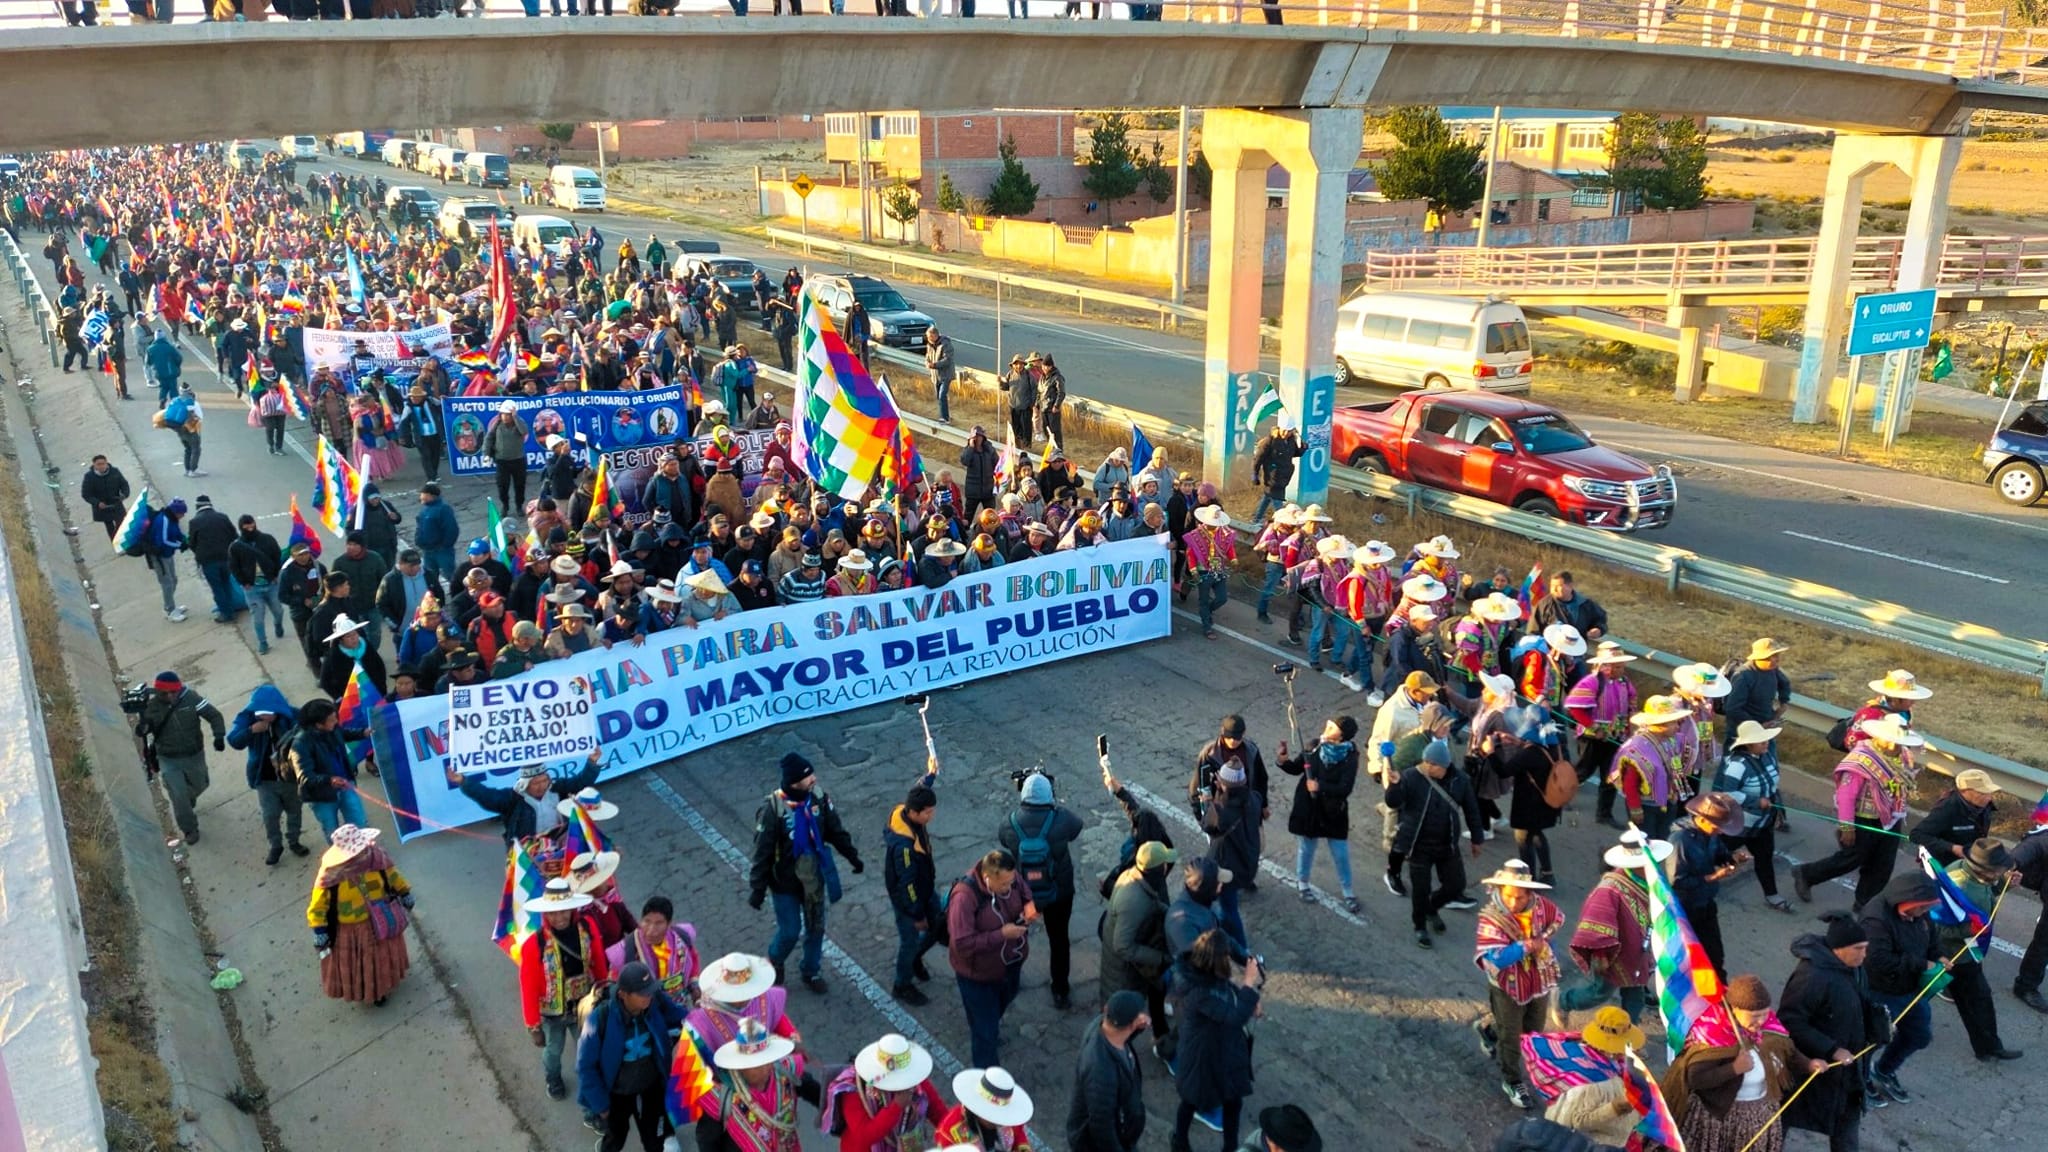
left=1846, top=287, right=1937, bottom=358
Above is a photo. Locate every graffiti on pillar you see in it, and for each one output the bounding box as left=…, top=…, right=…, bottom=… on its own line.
left=1229, top=373, right=1262, bottom=461
left=1298, top=371, right=1335, bottom=504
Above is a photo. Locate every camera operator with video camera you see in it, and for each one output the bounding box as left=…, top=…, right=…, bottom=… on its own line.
left=1196, top=756, right=1264, bottom=952
left=998, top=768, right=1085, bottom=1011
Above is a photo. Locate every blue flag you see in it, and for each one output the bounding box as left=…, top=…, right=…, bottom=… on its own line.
left=1130, top=422, right=1155, bottom=479
left=346, top=248, right=366, bottom=305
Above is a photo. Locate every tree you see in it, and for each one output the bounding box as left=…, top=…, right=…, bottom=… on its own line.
left=537, top=123, right=578, bottom=145
left=984, top=134, right=1040, bottom=218
left=1141, top=140, right=1174, bottom=205
left=935, top=171, right=966, bottom=214
left=880, top=179, right=920, bottom=244
left=1368, top=106, right=1485, bottom=215
left=1082, top=114, right=1143, bottom=225
left=1602, top=113, right=1709, bottom=212
left=1188, top=149, right=1212, bottom=203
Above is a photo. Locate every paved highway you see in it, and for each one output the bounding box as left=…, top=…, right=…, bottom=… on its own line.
left=166, top=151, right=2048, bottom=639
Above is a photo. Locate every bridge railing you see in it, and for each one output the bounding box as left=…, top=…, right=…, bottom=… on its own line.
left=1362, top=233, right=2048, bottom=295
left=0, top=0, right=2025, bottom=86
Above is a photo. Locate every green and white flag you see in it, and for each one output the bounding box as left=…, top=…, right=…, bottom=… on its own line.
left=1243, top=382, right=1285, bottom=431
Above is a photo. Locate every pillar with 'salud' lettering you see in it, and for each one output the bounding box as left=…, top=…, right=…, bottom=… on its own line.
left=1200, top=116, right=1269, bottom=490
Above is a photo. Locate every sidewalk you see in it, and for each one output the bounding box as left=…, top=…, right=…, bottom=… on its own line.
left=0, top=285, right=540, bottom=1150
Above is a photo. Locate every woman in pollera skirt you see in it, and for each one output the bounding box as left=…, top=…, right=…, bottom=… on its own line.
left=306, top=824, right=414, bottom=1007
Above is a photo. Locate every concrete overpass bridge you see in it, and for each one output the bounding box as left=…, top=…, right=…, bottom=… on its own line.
left=2, top=8, right=2044, bottom=497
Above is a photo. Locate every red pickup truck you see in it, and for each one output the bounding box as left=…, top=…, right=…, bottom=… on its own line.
left=1331, top=391, right=1677, bottom=530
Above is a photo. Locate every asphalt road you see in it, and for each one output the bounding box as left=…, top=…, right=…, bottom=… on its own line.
left=16, top=220, right=2046, bottom=1152
left=94, top=148, right=2048, bottom=640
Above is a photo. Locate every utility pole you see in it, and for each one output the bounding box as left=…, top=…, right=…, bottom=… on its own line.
left=594, top=123, right=607, bottom=180
left=1171, top=105, right=1190, bottom=308
left=859, top=151, right=873, bottom=245
left=1475, top=105, right=1502, bottom=250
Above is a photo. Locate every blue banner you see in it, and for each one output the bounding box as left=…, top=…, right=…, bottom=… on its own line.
left=444, top=385, right=688, bottom=475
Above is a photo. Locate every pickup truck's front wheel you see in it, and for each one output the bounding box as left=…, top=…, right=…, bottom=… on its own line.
left=1994, top=460, right=2045, bottom=506
left=1516, top=496, right=1562, bottom=519
left=1348, top=450, right=1389, bottom=475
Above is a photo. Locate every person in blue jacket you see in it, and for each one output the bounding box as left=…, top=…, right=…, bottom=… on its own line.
left=576, top=961, right=684, bottom=1152
left=145, top=327, right=183, bottom=409
left=226, top=684, right=307, bottom=865
left=146, top=497, right=190, bottom=622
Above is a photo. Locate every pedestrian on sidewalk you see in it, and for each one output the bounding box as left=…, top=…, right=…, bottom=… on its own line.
left=226, top=685, right=307, bottom=865
left=145, top=327, right=182, bottom=409
left=79, top=454, right=130, bottom=542
left=156, top=383, right=205, bottom=477
left=185, top=494, right=242, bottom=624
left=307, top=824, right=413, bottom=1007
left=924, top=325, right=956, bottom=424
left=1473, top=861, right=1563, bottom=1111
left=287, top=697, right=372, bottom=840
left=748, top=753, right=863, bottom=994
left=577, top=961, right=685, bottom=1152
left=1036, top=352, right=1067, bottom=447
left=522, top=878, right=612, bottom=1101
left=136, top=670, right=225, bottom=844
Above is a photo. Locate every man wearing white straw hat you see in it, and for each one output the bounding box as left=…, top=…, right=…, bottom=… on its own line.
left=520, top=878, right=609, bottom=1101
left=1715, top=719, right=1795, bottom=913
left=1564, top=642, right=1639, bottom=831
left=1251, top=504, right=1303, bottom=626
left=1849, top=669, right=1933, bottom=748
left=695, top=1016, right=816, bottom=1152
left=1473, top=861, right=1564, bottom=1110
left=820, top=1033, right=943, bottom=1148
left=1451, top=592, right=1522, bottom=701
left=1184, top=505, right=1236, bottom=640
left=1670, top=661, right=1731, bottom=796
left=1292, top=535, right=1351, bottom=676
left=935, top=1066, right=1034, bottom=1148
left=1791, top=713, right=1925, bottom=910
left=1560, top=830, right=1672, bottom=1023
left=1611, top=695, right=1693, bottom=842
left=1722, top=638, right=1791, bottom=756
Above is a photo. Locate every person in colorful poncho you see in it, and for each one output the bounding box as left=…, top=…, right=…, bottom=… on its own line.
left=1473, top=861, right=1565, bottom=1111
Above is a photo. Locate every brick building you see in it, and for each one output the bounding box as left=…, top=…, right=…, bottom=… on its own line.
left=818, top=111, right=1152, bottom=223
left=454, top=117, right=819, bottom=162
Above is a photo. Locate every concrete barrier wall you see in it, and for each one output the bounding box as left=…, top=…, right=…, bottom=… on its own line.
left=0, top=512, right=105, bottom=1151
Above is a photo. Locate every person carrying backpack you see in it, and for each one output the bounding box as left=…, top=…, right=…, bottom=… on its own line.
left=996, top=770, right=1083, bottom=1010
left=226, top=684, right=307, bottom=866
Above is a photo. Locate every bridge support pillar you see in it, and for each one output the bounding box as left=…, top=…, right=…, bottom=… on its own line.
left=1791, top=133, right=1961, bottom=424
left=1202, top=106, right=1362, bottom=507
left=1668, top=304, right=1726, bottom=403
left=1200, top=115, right=1272, bottom=490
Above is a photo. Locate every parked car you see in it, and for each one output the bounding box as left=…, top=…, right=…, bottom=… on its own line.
left=513, top=214, right=579, bottom=259
left=1331, top=390, right=1677, bottom=530
left=279, top=135, right=318, bottom=160
left=1984, top=399, right=2048, bottom=506
left=437, top=198, right=513, bottom=241
left=379, top=138, right=418, bottom=168
left=1333, top=292, right=1534, bottom=393
left=808, top=273, right=934, bottom=348
left=461, top=151, right=511, bottom=188
left=384, top=185, right=440, bottom=221
left=683, top=255, right=766, bottom=310
left=227, top=141, right=268, bottom=173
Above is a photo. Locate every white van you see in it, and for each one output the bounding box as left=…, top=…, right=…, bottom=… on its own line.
left=549, top=165, right=606, bottom=212
left=513, top=214, right=580, bottom=259
left=1332, top=292, right=1534, bottom=393
left=280, top=135, right=318, bottom=159
left=379, top=138, right=416, bottom=168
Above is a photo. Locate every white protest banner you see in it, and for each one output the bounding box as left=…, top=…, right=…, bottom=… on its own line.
left=302, top=323, right=456, bottom=373
left=445, top=676, right=600, bottom=775
left=369, top=535, right=1173, bottom=840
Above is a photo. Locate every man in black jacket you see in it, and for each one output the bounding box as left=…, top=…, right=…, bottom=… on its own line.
left=1189, top=714, right=1271, bottom=823
left=747, top=753, right=863, bottom=994
left=185, top=495, right=241, bottom=623
left=2013, top=815, right=2048, bottom=1014
left=1250, top=422, right=1300, bottom=523
left=1385, top=738, right=1485, bottom=949
left=1529, top=571, right=1606, bottom=680
left=79, top=455, right=130, bottom=541
left=1721, top=638, right=1791, bottom=754
left=1065, top=991, right=1149, bottom=1152
left=1909, top=769, right=1999, bottom=864
left=1859, top=873, right=1943, bottom=1103
left=883, top=782, right=940, bottom=1006
left=229, top=515, right=286, bottom=656
left=1781, top=918, right=1882, bottom=1152
left=277, top=543, right=326, bottom=650
left=958, top=426, right=997, bottom=519
left=1279, top=716, right=1362, bottom=913
left=998, top=771, right=1086, bottom=1010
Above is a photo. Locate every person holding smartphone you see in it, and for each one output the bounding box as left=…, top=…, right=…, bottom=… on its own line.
left=947, top=849, right=1034, bottom=1068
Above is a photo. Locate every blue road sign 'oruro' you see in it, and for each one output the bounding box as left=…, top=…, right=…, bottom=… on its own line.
left=1846, top=288, right=1937, bottom=358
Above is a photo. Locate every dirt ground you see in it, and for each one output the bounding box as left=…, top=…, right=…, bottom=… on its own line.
left=1710, top=132, right=2048, bottom=232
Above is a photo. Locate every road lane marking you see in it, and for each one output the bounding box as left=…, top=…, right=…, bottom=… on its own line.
left=1597, top=437, right=2048, bottom=541
left=1778, top=530, right=2012, bottom=584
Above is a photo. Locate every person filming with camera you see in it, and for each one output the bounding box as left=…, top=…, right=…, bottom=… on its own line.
left=1196, top=754, right=1265, bottom=952
left=998, top=768, right=1084, bottom=1011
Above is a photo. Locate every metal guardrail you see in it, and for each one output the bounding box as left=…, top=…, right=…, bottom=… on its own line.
left=853, top=337, right=2048, bottom=692
left=0, top=229, right=61, bottom=368
left=857, top=379, right=2047, bottom=795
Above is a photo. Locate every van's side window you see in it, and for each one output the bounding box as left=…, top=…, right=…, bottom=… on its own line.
left=1407, top=321, right=1442, bottom=347
left=1434, top=324, right=1473, bottom=351
left=1362, top=313, right=1404, bottom=341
